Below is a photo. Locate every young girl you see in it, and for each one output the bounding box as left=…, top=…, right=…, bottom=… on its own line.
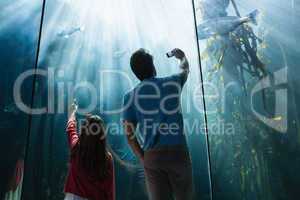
left=64, top=102, right=115, bottom=200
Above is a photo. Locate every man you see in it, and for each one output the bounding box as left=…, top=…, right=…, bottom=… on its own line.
left=122, top=48, right=193, bottom=200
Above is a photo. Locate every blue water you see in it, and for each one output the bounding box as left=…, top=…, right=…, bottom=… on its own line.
left=0, top=0, right=299, bottom=200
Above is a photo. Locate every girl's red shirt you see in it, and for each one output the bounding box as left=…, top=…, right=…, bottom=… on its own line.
left=64, top=115, right=115, bottom=200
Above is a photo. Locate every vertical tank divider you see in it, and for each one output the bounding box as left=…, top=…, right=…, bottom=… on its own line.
left=191, top=1, right=214, bottom=199
left=21, top=0, right=47, bottom=199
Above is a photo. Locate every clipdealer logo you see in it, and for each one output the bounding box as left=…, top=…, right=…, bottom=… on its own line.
left=12, top=66, right=289, bottom=134
left=250, top=67, right=288, bottom=133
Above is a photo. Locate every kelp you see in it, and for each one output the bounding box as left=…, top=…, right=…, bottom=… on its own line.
left=197, top=0, right=279, bottom=199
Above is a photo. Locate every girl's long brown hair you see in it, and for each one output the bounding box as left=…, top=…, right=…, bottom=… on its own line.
left=72, top=115, right=109, bottom=180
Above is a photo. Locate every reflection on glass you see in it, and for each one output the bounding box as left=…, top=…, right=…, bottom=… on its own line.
left=194, top=0, right=300, bottom=199
left=23, top=0, right=211, bottom=199
left=4, top=159, right=24, bottom=200
left=0, top=0, right=43, bottom=199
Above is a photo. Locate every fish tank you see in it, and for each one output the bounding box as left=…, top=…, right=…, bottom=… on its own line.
left=0, top=0, right=299, bottom=200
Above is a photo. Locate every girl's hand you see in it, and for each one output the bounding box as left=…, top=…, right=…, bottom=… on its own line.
left=69, top=99, right=78, bottom=115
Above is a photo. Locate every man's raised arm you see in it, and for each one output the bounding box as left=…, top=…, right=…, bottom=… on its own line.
left=173, top=48, right=190, bottom=85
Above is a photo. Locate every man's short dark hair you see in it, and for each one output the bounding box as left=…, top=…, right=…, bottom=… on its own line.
left=130, top=49, right=156, bottom=81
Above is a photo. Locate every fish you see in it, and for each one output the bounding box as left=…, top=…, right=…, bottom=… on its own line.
left=197, top=9, right=259, bottom=40
left=113, top=49, right=128, bottom=58
left=272, top=116, right=283, bottom=121
left=57, top=26, right=85, bottom=38
left=3, top=103, right=20, bottom=115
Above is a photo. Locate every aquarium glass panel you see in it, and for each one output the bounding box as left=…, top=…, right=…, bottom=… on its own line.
left=0, top=0, right=43, bottom=199
left=194, top=0, right=300, bottom=199
left=23, top=0, right=211, bottom=199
